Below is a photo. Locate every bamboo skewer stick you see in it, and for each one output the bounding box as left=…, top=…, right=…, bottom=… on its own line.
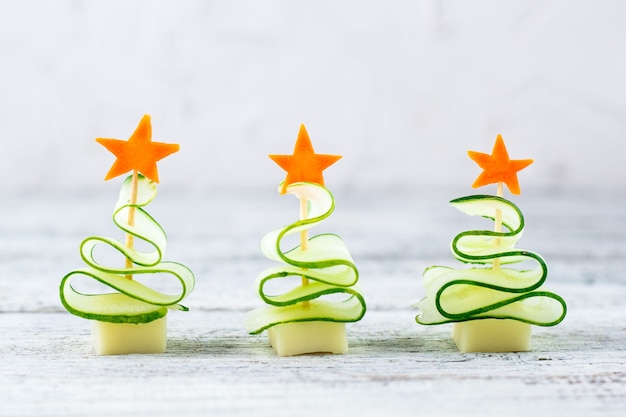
left=493, top=181, right=503, bottom=272
left=299, top=195, right=310, bottom=308
left=125, top=169, right=139, bottom=280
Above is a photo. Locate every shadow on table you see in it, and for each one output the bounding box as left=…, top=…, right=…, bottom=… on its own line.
left=162, top=323, right=619, bottom=357
left=164, top=333, right=274, bottom=357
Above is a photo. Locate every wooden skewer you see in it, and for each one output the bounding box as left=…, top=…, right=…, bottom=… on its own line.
left=299, top=195, right=310, bottom=308
left=493, top=181, right=503, bottom=272
left=125, top=169, right=139, bottom=280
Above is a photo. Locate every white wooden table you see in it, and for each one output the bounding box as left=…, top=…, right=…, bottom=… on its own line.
left=0, top=186, right=624, bottom=416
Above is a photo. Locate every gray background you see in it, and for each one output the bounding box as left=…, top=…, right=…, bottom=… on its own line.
left=0, top=0, right=624, bottom=192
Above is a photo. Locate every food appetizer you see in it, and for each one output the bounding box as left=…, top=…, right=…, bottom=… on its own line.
left=415, top=135, right=566, bottom=352
left=60, top=115, right=195, bottom=355
left=245, top=124, right=366, bottom=356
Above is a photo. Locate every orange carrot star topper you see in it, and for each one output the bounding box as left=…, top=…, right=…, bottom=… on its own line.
left=468, top=134, right=533, bottom=196
left=269, top=124, right=341, bottom=195
left=468, top=134, right=532, bottom=271
left=269, top=124, right=341, bottom=304
left=96, top=114, right=179, bottom=183
left=96, top=114, right=179, bottom=278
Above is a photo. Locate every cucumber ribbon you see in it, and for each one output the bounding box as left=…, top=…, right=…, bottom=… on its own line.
left=245, top=182, right=366, bottom=334
left=415, top=195, right=566, bottom=326
left=60, top=174, right=195, bottom=324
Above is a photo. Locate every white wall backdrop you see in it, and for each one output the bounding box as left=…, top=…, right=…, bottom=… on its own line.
left=0, top=0, right=624, bottom=191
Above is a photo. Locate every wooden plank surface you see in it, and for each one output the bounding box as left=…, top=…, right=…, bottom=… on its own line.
left=0, top=187, right=625, bottom=416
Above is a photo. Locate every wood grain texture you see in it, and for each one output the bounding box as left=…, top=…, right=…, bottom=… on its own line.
left=0, top=188, right=624, bottom=416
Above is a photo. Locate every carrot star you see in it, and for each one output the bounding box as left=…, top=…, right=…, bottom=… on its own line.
left=468, top=134, right=533, bottom=195
left=96, top=114, right=179, bottom=183
left=269, top=124, right=342, bottom=194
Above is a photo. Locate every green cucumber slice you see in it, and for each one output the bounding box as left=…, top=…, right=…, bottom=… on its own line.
left=245, top=182, right=366, bottom=334
left=415, top=195, right=566, bottom=326
left=60, top=174, right=195, bottom=324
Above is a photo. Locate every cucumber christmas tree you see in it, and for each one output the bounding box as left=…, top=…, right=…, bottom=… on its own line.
left=245, top=124, right=366, bottom=356
left=415, top=134, right=566, bottom=352
left=60, top=114, right=195, bottom=355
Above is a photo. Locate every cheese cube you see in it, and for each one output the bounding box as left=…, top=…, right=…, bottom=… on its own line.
left=91, top=316, right=167, bottom=355
left=453, top=319, right=531, bottom=353
left=268, top=321, right=348, bottom=356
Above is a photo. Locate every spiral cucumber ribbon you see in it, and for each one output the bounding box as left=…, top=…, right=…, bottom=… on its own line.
left=60, top=174, right=195, bottom=324
left=415, top=195, right=566, bottom=326
left=245, top=182, right=366, bottom=334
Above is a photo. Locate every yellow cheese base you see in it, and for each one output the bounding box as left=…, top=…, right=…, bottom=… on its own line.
left=452, top=319, right=531, bottom=353
left=91, top=317, right=167, bottom=355
left=267, top=321, right=348, bottom=356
